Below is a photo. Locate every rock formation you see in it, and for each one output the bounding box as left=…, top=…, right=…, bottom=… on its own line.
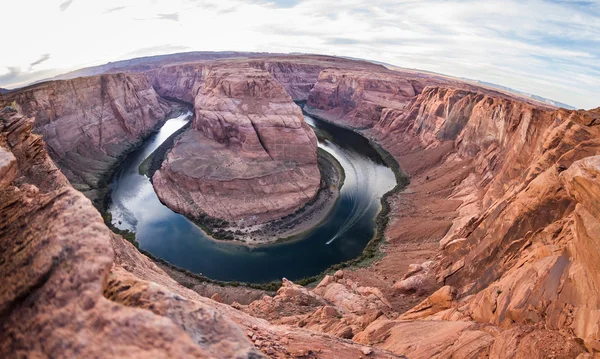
left=152, top=64, right=321, bottom=224
left=2, top=53, right=600, bottom=358
left=306, top=71, right=600, bottom=355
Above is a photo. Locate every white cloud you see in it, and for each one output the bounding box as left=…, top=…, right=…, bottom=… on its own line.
left=0, top=0, right=598, bottom=109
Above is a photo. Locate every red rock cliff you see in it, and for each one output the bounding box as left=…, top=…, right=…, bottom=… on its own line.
left=2, top=54, right=599, bottom=358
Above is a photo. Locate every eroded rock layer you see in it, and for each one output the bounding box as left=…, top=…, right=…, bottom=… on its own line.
left=153, top=64, right=321, bottom=224
left=0, top=106, right=402, bottom=359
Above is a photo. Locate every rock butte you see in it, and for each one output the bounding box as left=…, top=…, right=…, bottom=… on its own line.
left=1, top=52, right=600, bottom=358
left=152, top=64, right=320, bottom=224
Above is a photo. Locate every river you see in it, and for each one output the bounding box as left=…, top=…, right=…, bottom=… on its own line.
left=107, top=110, right=396, bottom=283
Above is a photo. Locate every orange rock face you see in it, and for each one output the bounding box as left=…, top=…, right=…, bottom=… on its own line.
left=0, top=105, right=402, bottom=359
left=308, top=71, right=600, bottom=354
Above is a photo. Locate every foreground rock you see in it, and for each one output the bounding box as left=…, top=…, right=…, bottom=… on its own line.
left=153, top=64, right=320, bottom=225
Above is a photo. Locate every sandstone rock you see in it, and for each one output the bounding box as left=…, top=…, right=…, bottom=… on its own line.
left=393, top=274, right=426, bottom=294
left=153, top=64, right=320, bottom=224
left=321, top=306, right=338, bottom=318
left=336, top=326, right=354, bottom=339
left=402, top=263, right=423, bottom=279
left=314, top=281, right=392, bottom=315
left=399, top=286, right=457, bottom=320
left=561, top=155, right=600, bottom=220
left=3, top=73, right=171, bottom=199
left=316, top=274, right=334, bottom=289
left=334, top=269, right=345, bottom=280
left=354, top=319, right=494, bottom=358
left=0, top=105, right=407, bottom=359
left=306, top=68, right=431, bottom=129
left=3, top=53, right=600, bottom=358
left=244, top=278, right=325, bottom=322
left=361, top=346, right=373, bottom=355
left=211, top=293, right=223, bottom=303
left=0, top=142, right=17, bottom=189
left=0, top=109, right=262, bottom=358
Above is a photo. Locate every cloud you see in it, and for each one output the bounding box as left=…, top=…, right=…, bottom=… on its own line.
left=104, top=6, right=126, bottom=14
left=2, top=0, right=599, bottom=109
left=59, top=0, right=74, bottom=11
left=157, top=13, right=179, bottom=21
left=29, top=54, right=51, bottom=70
left=326, top=38, right=362, bottom=45
left=0, top=67, right=64, bottom=89
left=0, top=67, right=22, bottom=84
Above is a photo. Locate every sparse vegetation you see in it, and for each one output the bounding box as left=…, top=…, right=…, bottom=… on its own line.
left=138, top=121, right=191, bottom=178
left=147, top=250, right=282, bottom=291
left=100, top=211, right=139, bottom=248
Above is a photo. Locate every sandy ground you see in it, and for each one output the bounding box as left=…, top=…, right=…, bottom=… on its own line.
left=343, top=141, right=476, bottom=312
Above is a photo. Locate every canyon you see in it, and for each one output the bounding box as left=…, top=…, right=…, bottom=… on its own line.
left=1, top=52, right=599, bottom=358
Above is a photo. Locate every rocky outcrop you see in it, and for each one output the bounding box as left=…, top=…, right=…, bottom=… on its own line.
left=305, top=68, right=427, bottom=128
left=246, top=56, right=382, bottom=101
left=0, top=107, right=261, bottom=358
left=153, top=64, right=320, bottom=224
left=148, top=63, right=205, bottom=104
left=1, top=74, right=171, bottom=200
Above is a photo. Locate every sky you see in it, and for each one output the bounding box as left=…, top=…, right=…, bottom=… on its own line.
left=1, top=0, right=599, bottom=109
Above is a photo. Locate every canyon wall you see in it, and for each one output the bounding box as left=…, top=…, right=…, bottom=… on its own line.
left=306, top=72, right=600, bottom=353
left=1, top=73, right=171, bottom=200
left=152, top=64, right=321, bottom=224
left=306, top=68, right=430, bottom=128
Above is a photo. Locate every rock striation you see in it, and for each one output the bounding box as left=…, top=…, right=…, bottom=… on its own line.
left=152, top=64, right=321, bottom=224
left=0, top=106, right=402, bottom=359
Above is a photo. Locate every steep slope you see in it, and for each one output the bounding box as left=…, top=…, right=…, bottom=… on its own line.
left=1, top=74, right=172, bottom=200
left=152, top=64, right=320, bottom=224
left=0, top=107, right=260, bottom=358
